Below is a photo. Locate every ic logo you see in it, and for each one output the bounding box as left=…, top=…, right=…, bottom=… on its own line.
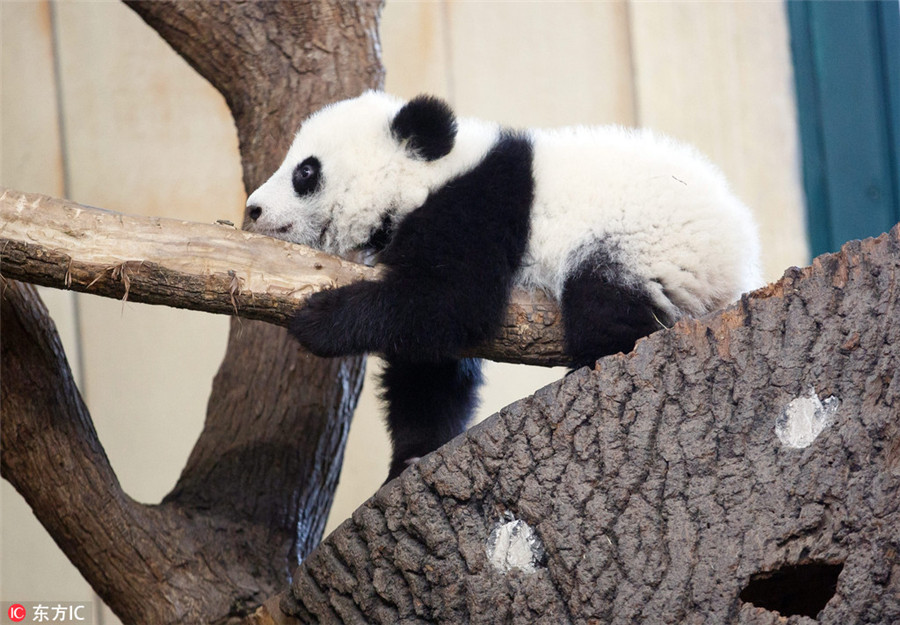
left=7, top=604, right=26, bottom=622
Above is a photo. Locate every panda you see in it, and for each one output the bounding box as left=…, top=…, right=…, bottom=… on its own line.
left=246, top=91, right=762, bottom=482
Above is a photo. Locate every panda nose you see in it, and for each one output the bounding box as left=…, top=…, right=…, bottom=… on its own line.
left=247, top=205, right=262, bottom=221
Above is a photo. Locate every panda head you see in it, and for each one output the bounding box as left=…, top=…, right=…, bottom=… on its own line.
left=246, top=91, right=458, bottom=255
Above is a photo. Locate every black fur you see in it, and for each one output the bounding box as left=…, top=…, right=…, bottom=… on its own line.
left=363, top=214, right=394, bottom=255
left=292, top=156, right=322, bottom=196
left=381, top=358, right=482, bottom=482
left=290, top=132, right=533, bottom=478
left=291, top=132, right=534, bottom=361
left=390, top=95, right=458, bottom=161
left=561, top=249, right=669, bottom=369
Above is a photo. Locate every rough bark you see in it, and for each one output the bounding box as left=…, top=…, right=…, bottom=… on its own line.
left=1, top=1, right=383, bottom=623
left=0, top=187, right=567, bottom=366
left=283, top=224, right=900, bottom=624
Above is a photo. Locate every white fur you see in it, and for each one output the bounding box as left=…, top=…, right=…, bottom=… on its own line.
left=524, top=125, right=762, bottom=317
left=247, top=91, right=762, bottom=319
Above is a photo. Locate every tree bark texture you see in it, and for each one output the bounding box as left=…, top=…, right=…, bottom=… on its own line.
left=283, top=224, right=900, bottom=624
left=0, top=187, right=567, bottom=366
left=2, top=2, right=383, bottom=623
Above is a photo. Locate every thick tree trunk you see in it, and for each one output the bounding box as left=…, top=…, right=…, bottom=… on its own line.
left=0, top=278, right=288, bottom=623
left=2, top=2, right=383, bottom=623
left=282, top=225, right=900, bottom=624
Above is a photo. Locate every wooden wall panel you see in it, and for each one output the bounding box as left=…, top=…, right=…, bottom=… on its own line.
left=2, top=4, right=243, bottom=621
left=46, top=2, right=239, bottom=506
left=1, top=1, right=65, bottom=197
left=52, top=2, right=244, bottom=222
left=629, top=1, right=809, bottom=280
left=446, top=1, right=635, bottom=127
left=381, top=1, right=452, bottom=100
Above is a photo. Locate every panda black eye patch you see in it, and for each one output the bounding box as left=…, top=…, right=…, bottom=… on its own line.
left=292, top=157, right=321, bottom=196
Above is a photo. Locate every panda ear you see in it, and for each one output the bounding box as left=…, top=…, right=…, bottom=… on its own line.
left=390, top=95, right=457, bottom=161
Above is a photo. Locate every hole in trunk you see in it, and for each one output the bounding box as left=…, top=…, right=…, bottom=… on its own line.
left=740, top=561, right=843, bottom=618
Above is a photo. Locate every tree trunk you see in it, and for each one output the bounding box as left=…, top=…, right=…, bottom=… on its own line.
left=282, top=225, right=900, bottom=624
left=2, top=2, right=383, bottom=623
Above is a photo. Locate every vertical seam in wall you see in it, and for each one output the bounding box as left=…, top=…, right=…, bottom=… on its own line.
left=48, top=1, right=72, bottom=203
left=48, top=0, right=87, bottom=397
left=623, top=0, right=641, bottom=127
left=49, top=7, right=99, bottom=621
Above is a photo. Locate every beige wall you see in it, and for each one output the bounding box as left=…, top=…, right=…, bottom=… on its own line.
left=1, top=1, right=808, bottom=619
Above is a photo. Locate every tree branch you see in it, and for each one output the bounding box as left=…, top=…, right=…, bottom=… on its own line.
left=0, top=186, right=569, bottom=366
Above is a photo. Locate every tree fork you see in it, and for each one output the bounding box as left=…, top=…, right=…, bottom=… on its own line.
left=121, top=0, right=383, bottom=570
left=0, top=278, right=279, bottom=623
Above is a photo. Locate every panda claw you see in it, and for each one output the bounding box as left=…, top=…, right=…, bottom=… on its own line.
left=290, top=289, right=353, bottom=357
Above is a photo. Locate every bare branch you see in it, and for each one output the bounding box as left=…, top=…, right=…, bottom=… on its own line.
left=0, top=187, right=569, bottom=366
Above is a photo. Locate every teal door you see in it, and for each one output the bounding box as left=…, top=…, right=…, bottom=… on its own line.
left=788, top=0, right=900, bottom=256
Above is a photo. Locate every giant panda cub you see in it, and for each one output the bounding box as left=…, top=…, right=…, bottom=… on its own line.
left=246, top=91, right=762, bottom=482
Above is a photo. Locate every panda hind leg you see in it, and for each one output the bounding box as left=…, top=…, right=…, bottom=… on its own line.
left=561, top=258, right=670, bottom=370
left=380, top=357, right=483, bottom=483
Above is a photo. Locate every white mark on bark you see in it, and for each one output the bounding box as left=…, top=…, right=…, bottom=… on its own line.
left=485, top=512, right=545, bottom=574
left=775, top=388, right=839, bottom=449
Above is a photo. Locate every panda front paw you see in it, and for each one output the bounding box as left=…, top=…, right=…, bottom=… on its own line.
left=289, top=288, right=358, bottom=358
